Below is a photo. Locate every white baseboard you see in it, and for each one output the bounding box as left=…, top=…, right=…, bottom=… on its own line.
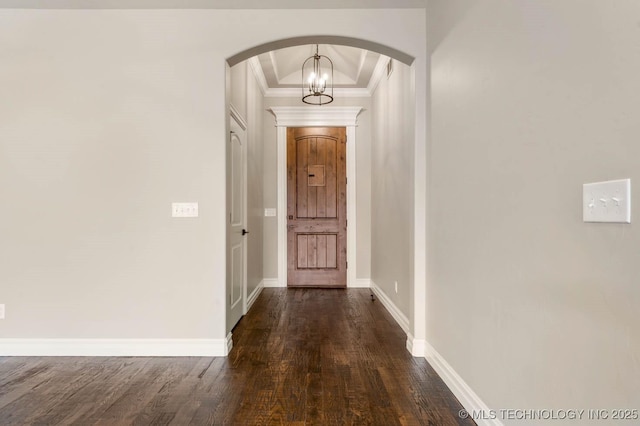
left=350, top=278, right=372, bottom=288
left=370, top=280, right=410, bottom=335
left=424, top=341, right=503, bottom=426
left=351, top=281, right=498, bottom=425
left=247, top=281, right=264, bottom=311
left=262, top=278, right=283, bottom=288
left=264, top=278, right=370, bottom=288
left=0, top=338, right=229, bottom=357
left=406, top=333, right=427, bottom=357
left=225, top=332, right=233, bottom=355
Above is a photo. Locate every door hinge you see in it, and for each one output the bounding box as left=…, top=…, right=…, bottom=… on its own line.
left=346, top=261, right=348, bottom=269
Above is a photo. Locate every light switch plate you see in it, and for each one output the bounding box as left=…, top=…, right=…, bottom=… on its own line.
left=583, top=179, right=631, bottom=223
left=0, top=304, right=5, bottom=319
left=264, top=208, right=277, bottom=217
left=172, top=202, right=199, bottom=218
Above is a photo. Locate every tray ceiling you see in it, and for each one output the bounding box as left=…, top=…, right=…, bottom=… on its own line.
left=252, top=44, right=388, bottom=96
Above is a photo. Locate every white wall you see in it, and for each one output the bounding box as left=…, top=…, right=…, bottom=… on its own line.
left=245, top=65, right=265, bottom=302
left=428, top=0, right=640, bottom=420
left=0, top=8, right=426, bottom=348
left=370, top=62, right=414, bottom=319
left=230, top=61, right=248, bottom=117
left=261, top=96, right=372, bottom=283
left=0, top=10, right=225, bottom=339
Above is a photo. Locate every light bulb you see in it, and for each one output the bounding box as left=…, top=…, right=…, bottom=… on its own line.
left=318, top=79, right=325, bottom=93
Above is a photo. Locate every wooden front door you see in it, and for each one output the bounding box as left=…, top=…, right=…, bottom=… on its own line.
left=287, top=127, right=347, bottom=287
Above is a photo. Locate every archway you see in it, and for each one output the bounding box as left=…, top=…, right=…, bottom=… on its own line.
left=225, top=35, right=426, bottom=357
left=227, top=35, right=415, bottom=68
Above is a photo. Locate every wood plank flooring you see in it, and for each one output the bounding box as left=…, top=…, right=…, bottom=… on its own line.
left=0, top=288, right=475, bottom=425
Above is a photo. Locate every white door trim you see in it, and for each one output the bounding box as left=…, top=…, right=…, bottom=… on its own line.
left=269, top=106, right=362, bottom=288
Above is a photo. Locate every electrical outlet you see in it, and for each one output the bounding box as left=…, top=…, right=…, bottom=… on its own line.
left=394, top=281, right=398, bottom=294
left=0, top=304, right=5, bottom=319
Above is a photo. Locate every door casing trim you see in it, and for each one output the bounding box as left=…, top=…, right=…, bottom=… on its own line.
left=269, top=106, right=362, bottom=288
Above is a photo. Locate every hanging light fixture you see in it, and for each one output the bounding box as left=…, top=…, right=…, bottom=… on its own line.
left=302, top=44, right=334, bottom=105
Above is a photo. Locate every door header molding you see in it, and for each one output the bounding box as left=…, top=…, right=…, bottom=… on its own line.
left=269, top=106, right=363, bottom=127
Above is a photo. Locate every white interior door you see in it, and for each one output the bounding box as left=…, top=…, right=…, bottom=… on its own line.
left=227, top=116, right=247, bottom=331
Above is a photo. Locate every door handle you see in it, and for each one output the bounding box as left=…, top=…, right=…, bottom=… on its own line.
left=242, top=229, right=249, bottom=236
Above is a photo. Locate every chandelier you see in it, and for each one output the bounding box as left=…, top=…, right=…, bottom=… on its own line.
left=302, top=45, right=334, bottom=105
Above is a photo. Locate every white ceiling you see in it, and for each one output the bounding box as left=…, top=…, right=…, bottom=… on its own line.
left=251, top=44, right=389, bottom=97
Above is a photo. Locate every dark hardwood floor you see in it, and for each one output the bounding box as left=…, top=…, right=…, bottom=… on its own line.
left=0, top=288, right=475, bottom=425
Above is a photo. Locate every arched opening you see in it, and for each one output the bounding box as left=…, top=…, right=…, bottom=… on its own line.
left=224, top=35, right=425, bottom=358
left=227, top=35, right=415, bottom=68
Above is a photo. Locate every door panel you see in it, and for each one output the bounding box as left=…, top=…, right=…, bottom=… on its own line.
left=287, top=127, right=346, bottom=287
left=227, top=117, right=246, bottom=330
left=230, top=131, right=243, bottom=227
left=230, top=243, right=243, bottom=309
left=295, top=233, right=338, bottom=269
